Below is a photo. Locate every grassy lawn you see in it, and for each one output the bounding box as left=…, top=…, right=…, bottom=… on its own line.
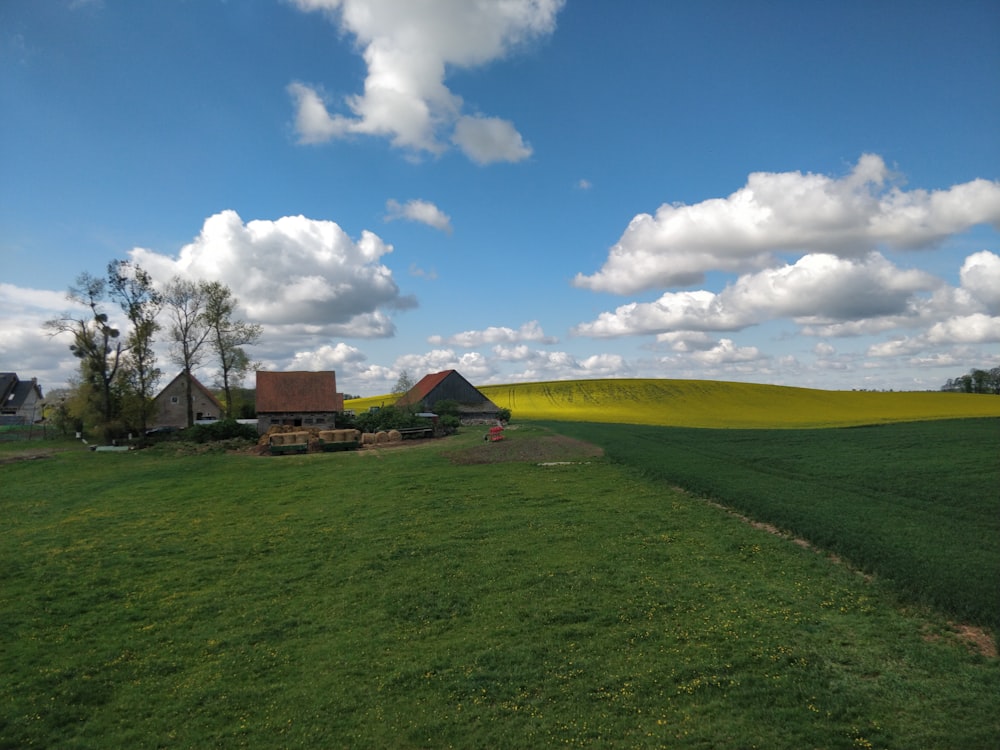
left=2, top=426, right=998, bottom=748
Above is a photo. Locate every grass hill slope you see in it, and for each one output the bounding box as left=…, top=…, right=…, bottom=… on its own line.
left=479, top=379, right=1000, bottom=427
left=348, top=379, right=1000, bottom=429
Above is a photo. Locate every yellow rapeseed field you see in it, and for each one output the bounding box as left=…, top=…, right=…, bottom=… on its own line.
left=347, top=379, right=1000, bottom=429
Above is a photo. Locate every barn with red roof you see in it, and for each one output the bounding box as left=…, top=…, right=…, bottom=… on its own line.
left=395, top=369, right=501, bottom=423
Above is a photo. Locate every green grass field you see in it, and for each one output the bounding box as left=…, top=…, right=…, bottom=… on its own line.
left=2, top=422, right=998, bottom=749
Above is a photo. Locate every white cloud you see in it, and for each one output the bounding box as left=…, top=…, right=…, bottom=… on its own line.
left=924, top=314, right=1000, bottom=345
left=385, top=198, right=453, bottom=233
left=960, top=250, right=1000, bottom=313
left=428, top=320, right=556, bottom=347
left=573, top=252, right=937, bottom=338
left=286, top=342, right=367, bottom=371
left=129, top=210, right=413, bottom=338
left=393, top=348, right=494, bottom=381
left=574, top=154, right=1000, bottom=294
left=288, top=0, right=562, bottom=161
left=0, top=284, right=84, bottom=391
left=451, top=115, right=532, bottom=165
left=653, top=331, right=719, bottom=352
left=686, top=338, right=763, bottom=366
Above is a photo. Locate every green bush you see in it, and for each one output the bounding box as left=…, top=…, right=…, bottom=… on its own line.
left=182, top=419, right=258, bottom=444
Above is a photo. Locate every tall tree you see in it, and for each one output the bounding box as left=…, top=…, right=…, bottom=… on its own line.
left=202, top=281, right=262, bottom=418
left=44, top=273, right=125, bottom=431
left=108, top=260, right=163, bottom=435
left=163, top=277, right=212, bottom=428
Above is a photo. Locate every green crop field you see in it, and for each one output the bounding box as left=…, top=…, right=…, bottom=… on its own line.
left=538, top=418, right=1000, bottom=632
left=2, top=419, right=998, bottom=749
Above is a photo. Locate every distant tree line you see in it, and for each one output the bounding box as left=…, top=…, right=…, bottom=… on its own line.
left=940, top=368, right=1000, bottom=394
left=45, top=260, right=261, bottom=442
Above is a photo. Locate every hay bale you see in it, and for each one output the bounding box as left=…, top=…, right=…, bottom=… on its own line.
left=346, top=429, right=360, bottom=442
left=319, top=430, right=336, bottom=442
left=375, top=431, right=389, bottom=444
left=361, top=432, right=375, bottom=445
left=388, top=429, right=402, bottom=442
left=269, top=434, right=286, bottom=446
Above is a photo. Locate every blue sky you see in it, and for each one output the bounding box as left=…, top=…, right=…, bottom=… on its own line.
left=3, top=0, right=999, bottom=398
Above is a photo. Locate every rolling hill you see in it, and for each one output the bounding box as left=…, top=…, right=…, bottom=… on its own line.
left=346, top=379, right=1000, bottom=429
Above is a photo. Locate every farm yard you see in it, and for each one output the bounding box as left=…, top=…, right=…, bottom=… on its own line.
left=2, top=380, right=999, bottom=748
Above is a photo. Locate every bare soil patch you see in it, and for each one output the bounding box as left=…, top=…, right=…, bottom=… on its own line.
left=446, top=430, right=604, bottom=465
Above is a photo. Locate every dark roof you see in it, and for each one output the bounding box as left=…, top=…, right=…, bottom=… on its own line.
left=1, top=372, right=43, bottom=410
left=396, top=370, right=499, bottom=414
left=395, top=370, right=453, bottom=407
left=0, top=373, right=16, bottom=403
left=256, top=371, right=342, bottom=412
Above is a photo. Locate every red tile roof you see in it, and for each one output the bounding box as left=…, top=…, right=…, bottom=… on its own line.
left=256, top=371, right=342, bottom=412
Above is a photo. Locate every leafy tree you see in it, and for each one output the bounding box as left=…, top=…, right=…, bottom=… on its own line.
left=163, top=277, right=212, bottom=428
left=44, top=272, right=125, bottom=435
left=108, top=260, right=162, bottom=435
left=202, top=281, right=262, bottom=418
left=941, top=367, right=1000, bottom=394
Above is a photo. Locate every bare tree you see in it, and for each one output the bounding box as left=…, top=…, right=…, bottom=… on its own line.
left=202, top=281, right=262, bottom=418
left=163, top=277, right=212, bottom=428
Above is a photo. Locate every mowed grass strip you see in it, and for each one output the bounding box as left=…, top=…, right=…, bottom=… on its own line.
left=1, top=428, right=997, bottom=749
left=543, top=418, right=1000, bottom=632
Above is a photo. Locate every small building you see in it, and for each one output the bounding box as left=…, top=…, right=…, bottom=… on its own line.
left=152, top=372, right=223, bottom=429
left=395, top=369, right=501, bottom=423
left=0, top=372, right=44, bottom=425
left=255, top=370, right=345, bottom=435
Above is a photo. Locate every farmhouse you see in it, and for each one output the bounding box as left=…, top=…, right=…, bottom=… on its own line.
left=256, top=370, right=345, bottom=435
left=396, top=369, right=501, bottom=423
left=152, top=372, right=223, bottom=428
left=0, top=372, right=44, bottom=425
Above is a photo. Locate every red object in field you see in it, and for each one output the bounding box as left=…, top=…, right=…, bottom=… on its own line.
left=488, top=426, right=505, bottom=442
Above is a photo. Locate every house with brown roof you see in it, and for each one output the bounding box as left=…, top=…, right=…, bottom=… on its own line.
left=152, top=372, right=223, bottom=429
left=395, top=369, right=501, bottom=423
left=255, top=370, right=345, bottom=435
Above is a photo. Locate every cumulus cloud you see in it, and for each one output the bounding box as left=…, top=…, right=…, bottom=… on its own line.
left=574, top=154, right=1000, bottom=294
left=393, top=348, right=494, bottom=382
left=286, top=342, right=367, bottom=371
left=488, top=346, right=629, bottom=382
left=451, top=115, right=532, bottom=165
left=0, top=284, right=85, bottom=389
left=287, top=0, right=562, bottom=161
left=960, top=250, right=1000, bottom=313
left=129, top=210, right=414, bottom=338
left=574, top=252, right=938, bottom=338
left=428, top=320, right=556, bottom=347
left=385, top=199, right=453, bottom=233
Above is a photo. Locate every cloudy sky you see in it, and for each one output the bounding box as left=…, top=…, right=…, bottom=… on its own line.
left=2, top=0, right=999, bottom=397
